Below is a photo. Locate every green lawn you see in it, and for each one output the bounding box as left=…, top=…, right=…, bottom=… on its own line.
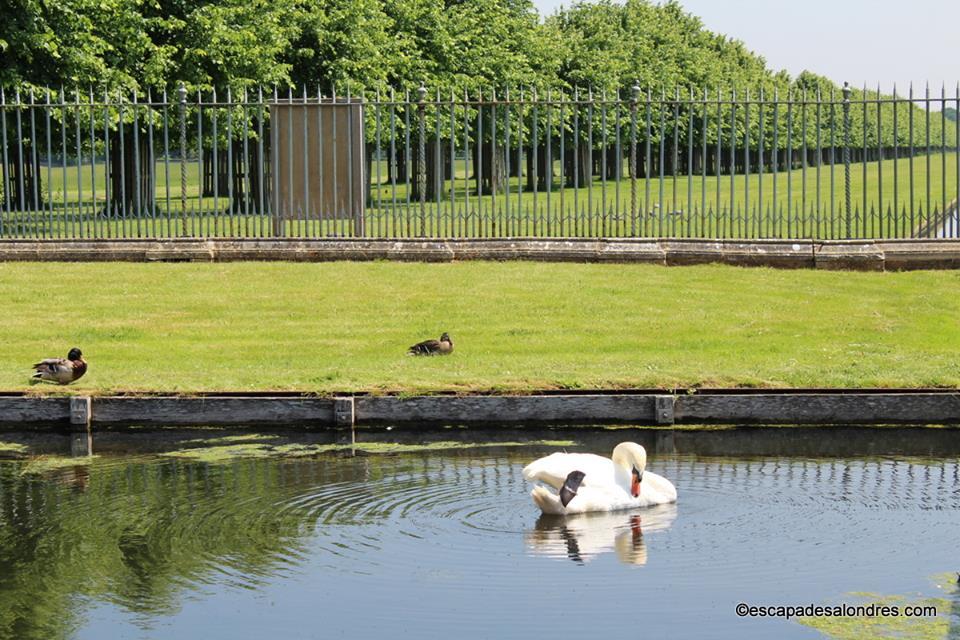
left=2, top=152, right=958, bottom=239
left=2, top=261, right=959, bottom=393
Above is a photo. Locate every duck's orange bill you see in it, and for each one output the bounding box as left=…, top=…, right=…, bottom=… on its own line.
left=631, top=471, right=641, bottom=497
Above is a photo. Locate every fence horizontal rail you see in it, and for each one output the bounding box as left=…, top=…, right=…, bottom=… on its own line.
left=1, top=83, right=958, bottom=241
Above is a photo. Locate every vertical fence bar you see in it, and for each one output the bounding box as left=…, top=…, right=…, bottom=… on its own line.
left=601, top=88, right=608, bottom=236
left=615, top=89, right=622, bottom=234
left=842, top=82, right=852, bottom=238
left=587, top=89, right=594, bottom=236
left=545, top=90, right=553, bottom=236
left=815, top=89, right=822, bottom=238
left=119, top=91, right=128, bottom=237
left=102, top=87, right=110, bottom=239
left=687, top=87, right=694, bottom=236
left=876, top=84, right=882, bottom=237
left=74, top=88, right=84, bottom=239
left=0, top=88, right=8, bottom=237
left=630, top=83, right=639, bottom=236
left=504, top=89, right=511, bottom=236
left=14, top=88, right=24, bottom=237
left=463, top=89, right=471, bottom=238
left=572, top=88, right=579, bottom=236
left=658, top=88, right=666, bottom=236
left=450, top=89, right=456, bottom=238
left=861, top=84, right=867, bottom=236
left=132, top=89, right=142, bottom=238
left=71, top=88, right=79, bottom=238
left=178, top=83, right=188, bottom=236
left=88, top=88, right=97, bottom=239
left=257, top=87, right=265, bottom=238
left=196, top=90, right=204, bottom=237
left=909, top=84, right=915, bottom=234
left=729, top=89, right=736, bottom=238
left=744, top=89, right=750, bottom=237
left=772, top=88, right=779, bottom=237
left=390, top=89, right=398, bottom=237
left=672, top=88, right=679, bottom=236
left=515, top=89, right=523, bottom=235
left=161, top=90, right=169, bottom=236
left=715, top=88, right=721, bottom=236
left=758, top=89, right=765, bottom=237
left=44, top=89, right=52, bottom=238
left=297, top=86, right=306, bottom=238
left=224, top=88, right=237, bottom=234
left=477, top=89, right=484, bottom=237
left=271, top=85, right=281, bottom=237
left=417, top=83, right=426, bottom=237
left=701, top=87, right=707, bottom=235
left=644, top=89, right=651, bottom=235
left=241, top=88, right=250, bottom=237
left=147, top=88, right=155, bottom=237
left=925, top=83, right=931, bottom=235
left=829, top=86, right=836, bottom=239
left=405, top=89, right=413, bottom=236
left=940, top=84, right=946, bottom=231
left=28, top=89, right=39, bottom=238
left=801, top=89, right=808, bottom=237
left=892, top=86, right=899, bottom=236
left=559, top=91, right=565, bottom=236
left=0, top=88, right=8, bottom=238
left=532, top=90, right=540, bottom=236
left=786, top=88, right=793, bottom=238
left=350, top=86, right=359, bottom=237
left=214, top=87, right=223, bottom=234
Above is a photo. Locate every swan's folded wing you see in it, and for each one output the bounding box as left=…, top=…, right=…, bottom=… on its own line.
left=522, top=452, right=614, bottom=489
left=640, top=471, right=678, bottom=503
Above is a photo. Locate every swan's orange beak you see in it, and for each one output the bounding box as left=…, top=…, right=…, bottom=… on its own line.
left=631, top=468, right=642, bottom=497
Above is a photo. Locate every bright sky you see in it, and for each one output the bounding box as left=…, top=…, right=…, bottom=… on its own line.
left=532, top=0, right=960, bottom=95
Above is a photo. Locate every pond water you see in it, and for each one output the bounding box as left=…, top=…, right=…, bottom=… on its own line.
left=0, top=427, right=958, bottom=640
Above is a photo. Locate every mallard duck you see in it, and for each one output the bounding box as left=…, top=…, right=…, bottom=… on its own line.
left=31, top=347, right=87, bottom=385
left=407, top=332, right=454, bottom=356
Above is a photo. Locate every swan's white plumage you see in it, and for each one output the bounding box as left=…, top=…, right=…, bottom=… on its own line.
left=523, top=442, right=677, bottom=515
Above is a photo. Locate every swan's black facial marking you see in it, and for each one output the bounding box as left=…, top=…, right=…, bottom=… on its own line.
left=631, top=466, right=643, bottom=498
left=560, top=470, right=586, bottom=507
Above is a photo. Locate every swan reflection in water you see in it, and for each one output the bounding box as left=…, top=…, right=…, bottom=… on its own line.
left=525, top=504, right=678, bottom=566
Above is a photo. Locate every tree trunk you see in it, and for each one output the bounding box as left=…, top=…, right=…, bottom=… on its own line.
left=3, top=138, right=43, bottom=212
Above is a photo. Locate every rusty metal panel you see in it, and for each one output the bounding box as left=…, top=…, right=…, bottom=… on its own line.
left=271, top=99, right=364, bottom=231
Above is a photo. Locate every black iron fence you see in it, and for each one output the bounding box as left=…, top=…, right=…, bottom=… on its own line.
left=1, top=83, right=958, bottom=240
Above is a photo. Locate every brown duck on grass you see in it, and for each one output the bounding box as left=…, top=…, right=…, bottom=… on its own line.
left=408, top=333, right=454, bottom=356
left=31, top=347, right=87, bottom=385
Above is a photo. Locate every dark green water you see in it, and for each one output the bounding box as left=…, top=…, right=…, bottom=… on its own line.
left=0, top=427, right=959, bottom=640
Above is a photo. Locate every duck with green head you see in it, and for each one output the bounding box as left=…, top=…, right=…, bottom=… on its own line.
left=31, top=347, right=87, bottom=385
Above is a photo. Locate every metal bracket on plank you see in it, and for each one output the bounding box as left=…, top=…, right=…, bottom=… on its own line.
left=654, top=395, right=675, bottom=425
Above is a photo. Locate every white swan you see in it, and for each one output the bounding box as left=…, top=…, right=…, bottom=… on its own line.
left=522, top=442, right=677, bottom=515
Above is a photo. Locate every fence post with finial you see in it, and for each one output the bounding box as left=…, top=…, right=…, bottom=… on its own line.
left=178, top=82, right=188, bottom=236
left=417, top=82, right=427, bottom=236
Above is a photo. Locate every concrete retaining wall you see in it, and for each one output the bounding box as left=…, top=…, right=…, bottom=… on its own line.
left=2, top=238, right=960, bottom=270
left=2, top=391, right=959, bottom=430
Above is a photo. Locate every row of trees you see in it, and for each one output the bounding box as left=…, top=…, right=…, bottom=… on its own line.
left=0, top=0, right=793, bottom=93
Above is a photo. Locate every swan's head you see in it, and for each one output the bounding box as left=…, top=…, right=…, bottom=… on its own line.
left=612, top=442, right=647, bottom=498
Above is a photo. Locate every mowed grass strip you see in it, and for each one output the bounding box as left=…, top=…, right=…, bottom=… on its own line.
left=1, top=261, right=959, bottom=393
